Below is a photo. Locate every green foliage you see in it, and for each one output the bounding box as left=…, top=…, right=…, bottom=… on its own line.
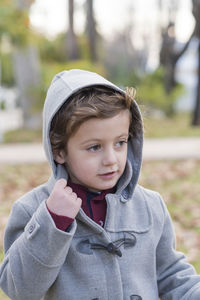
left=120, top=70, right=142, bottom=89
left=0, top=101, right=5, bottom=110
left=109, top=67, right=184, bottom=116
left=143, top=113, right=200, bottom=138
left=3, top=128, right=42, bottom=143
left=42, top=59, right=106, bottom=88
left=26, top=60, right=106, bottom=113
left=0, top=0, right=32, bottom=47
left=78, top=34, right=91, bottom=61
left=26, top=84, right=47, bottom=113
left=136, top=68, right=184, bottom=116
left=106, top=58, right=137, bottom=88
left=37, top=33, right=67, bottom=63
left=36, top=32, right=100, bottom=63
left=0, top=53, right=15, bottom=86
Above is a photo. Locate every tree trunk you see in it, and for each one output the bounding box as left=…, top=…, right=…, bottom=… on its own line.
left=160, top=23, right=192, bottom=94
left=67, top=0, right=79, bottom=60
left=12, top=46, right=41, bottom=129
left=191, top=0, right=200, bottom=125
left=192, top=41, right=200, bottom=125
left=86, top=0, right=97, bottom=61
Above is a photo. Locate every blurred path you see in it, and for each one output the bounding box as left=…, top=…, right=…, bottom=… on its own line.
left=143, top=137, right=200, bottom=160
left=0, top=143, right=46, bottom=164
left=0, top=137, right=200, bottom=164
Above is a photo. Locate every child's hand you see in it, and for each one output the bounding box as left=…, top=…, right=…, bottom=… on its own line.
left=46, top=179, right=82, bottom=218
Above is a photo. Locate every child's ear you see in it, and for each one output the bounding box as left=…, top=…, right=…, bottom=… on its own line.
left=53, top=149, right=66, bottom=164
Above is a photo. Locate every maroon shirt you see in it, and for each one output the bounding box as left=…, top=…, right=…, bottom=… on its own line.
left=47, top=181, right=115, bottom=231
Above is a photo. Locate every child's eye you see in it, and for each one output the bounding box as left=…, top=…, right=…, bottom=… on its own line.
left=87, top=144, right=101, bottom=152
left=115, top=140, right=128, bottom=147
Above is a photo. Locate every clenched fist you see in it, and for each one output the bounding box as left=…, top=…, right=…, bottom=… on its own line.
left=46, top=179, right=82, bottom=218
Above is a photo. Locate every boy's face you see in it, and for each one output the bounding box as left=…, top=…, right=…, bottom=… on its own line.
left=55, top=110, right=130, bottom=192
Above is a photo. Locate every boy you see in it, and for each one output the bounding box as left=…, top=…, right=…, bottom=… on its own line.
left=0, top=69, right=200, bottom=300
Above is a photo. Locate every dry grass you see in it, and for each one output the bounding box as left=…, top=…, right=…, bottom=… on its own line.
left=140, top=159, right=200, bottom=271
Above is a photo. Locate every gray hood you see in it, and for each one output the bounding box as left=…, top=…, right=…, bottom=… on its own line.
left=43, top=69, right=143, bottom=196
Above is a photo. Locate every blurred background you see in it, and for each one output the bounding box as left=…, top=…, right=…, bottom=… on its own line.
left=0, top=1, right=200, bottom=299
left=0, top=0, right=200, bottom=141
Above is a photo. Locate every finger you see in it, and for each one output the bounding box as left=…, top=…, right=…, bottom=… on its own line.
left=71, top=192, right=78, bottom=200
left=66, top=192, right=78, bottom=201
left=77, top=197, right=82, bottom=204
left=55, top=178, right=67, bottom=189
left=64, top=186, right=73, bottom=194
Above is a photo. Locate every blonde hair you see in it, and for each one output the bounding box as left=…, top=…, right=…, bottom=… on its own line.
left=50, top=85, right=140, bottom=154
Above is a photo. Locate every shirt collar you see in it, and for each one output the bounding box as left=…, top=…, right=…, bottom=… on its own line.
left=68, top=180, right=115, bottom=201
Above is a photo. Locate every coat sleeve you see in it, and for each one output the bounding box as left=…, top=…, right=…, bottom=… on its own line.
left=156, top=195, right=200, bottom=299
left=0, top=196, right=77, bottom=300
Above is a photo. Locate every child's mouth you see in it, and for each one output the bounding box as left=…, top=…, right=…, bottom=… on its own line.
left=99, top=171, right=117, bottom=179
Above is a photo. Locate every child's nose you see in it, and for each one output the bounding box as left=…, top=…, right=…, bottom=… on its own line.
left=102, top=148, right=117, bottom=166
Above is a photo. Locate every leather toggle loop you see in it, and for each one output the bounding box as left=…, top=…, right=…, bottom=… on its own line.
left=90, top=234, right=136, bottom=257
